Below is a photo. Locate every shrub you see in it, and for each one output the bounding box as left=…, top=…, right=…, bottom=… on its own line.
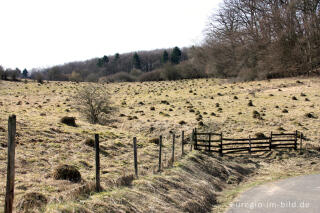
left=36, top=73, right=44, bottom=84
left=53, top=164, right=81, bottom=183
left=84, top=138, right=95, bottom=147
left=115, top=174, right=135, bottom=187
left=149, top=138, right=160, bottom=145
left=160, top=64, right=181, bottom=81
left=17, top=192, right=47, bottom=211
left=255, top=132, right=267, bottom=139
left=176, top=62, right=207, bottom=79
left=130, top=69, right=143, bottom=77
left=60, top=116, right=77, bottom=127
left=179, top=120, right=186, bottom=125
left=138, top=69, right=163, bottom=81
left=74, top=84, right=111, bottom=124
left=106, top=72, right=136, bottom=82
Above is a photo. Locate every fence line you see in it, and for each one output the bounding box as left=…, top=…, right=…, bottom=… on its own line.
left=4, top=114, right=304, bottom=209
left=192, top=128, right=303, bottom=156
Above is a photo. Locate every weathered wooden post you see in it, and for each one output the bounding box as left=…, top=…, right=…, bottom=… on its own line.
left=133, top=137, right=138, bottom=178
left=208, top=133, right=211, bottom=152
left=248, top=135, right=252, bottom=155
left=172, top=133, right=175, bottom=163
left=219, top=133, right=223, bottom=157
left=300, top=132, right=303, bottom=153
left=5, top=115, right=16, bottom=213
left=181, top=131, right=185, bottom=156
left=158, top=136, right=162, bottom=172
left=269, top=131, right=272, bottom=150
left=294, top=130, right=298, bottom=150
left=95, top=134, right=101, bottom=192
left=194, top=128, right=198, bottom=150
left=190, top=129, right=194, bottom=151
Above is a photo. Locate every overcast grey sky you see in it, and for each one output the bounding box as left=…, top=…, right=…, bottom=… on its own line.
left=0, top=0, right=222, bottom=70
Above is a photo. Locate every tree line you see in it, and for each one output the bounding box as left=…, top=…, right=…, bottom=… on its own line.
left=193, top=0, right=320, bottom=80
left=0, top=66, right=28, bottom=81
left=26, top=47, right=188, bottom=82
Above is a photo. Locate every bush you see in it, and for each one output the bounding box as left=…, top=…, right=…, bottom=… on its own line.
left=105, top=72, right=136, bottom=82
left=60, top=116, right=77, bottom=127
left=160, top=64, right=181, bottom=81
left=130, top=69, right=143, bottom=77
left=17, top=192, right=47, bottom=211
left=84, top=138, right=95, bottom=147
left=35, top=73, right=44, bottom=84
left=115, top=174, right=135, bottom=187
left=149, top=138, right=160, bottom=145
left=53, top=164, right=81, bottom=183
left=74, top=84, right=111, bottom=124
left=138, top=69, right=163, bottom=82
left=255, top=132, right=267, bottom=139
left=176, top=62, right=207, bottom=79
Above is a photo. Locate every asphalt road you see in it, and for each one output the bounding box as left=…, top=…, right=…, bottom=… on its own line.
left=226, top=174, right=320, bottom=213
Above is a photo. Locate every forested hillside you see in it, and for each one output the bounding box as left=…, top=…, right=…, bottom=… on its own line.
left=194, top=0, right=320, bottom=80
left=30, top=47, right=189, bottom=82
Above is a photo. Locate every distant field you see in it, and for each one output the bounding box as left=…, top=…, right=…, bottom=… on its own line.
left=0, top=77, right=319, bottom=212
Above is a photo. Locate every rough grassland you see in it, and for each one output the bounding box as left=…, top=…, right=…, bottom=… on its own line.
left=0, top=77, right=319, bottom=212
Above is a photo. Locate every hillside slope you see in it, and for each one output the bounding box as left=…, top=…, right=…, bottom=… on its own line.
left=0, top=77, right=319, bottom=212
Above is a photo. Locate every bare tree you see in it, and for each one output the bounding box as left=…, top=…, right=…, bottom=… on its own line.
left=200, top=0, right=320, bottom=80
left=74, top=84, right=111, bottom=124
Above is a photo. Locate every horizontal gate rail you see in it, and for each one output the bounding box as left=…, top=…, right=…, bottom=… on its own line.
left=193, top=129, right=302, bottom=155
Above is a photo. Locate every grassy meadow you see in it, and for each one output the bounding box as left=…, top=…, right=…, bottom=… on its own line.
left=0, top=77, right=319, bottom=212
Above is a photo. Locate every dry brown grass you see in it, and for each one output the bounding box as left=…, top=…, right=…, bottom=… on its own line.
left=0, top=77, right=319, bottom=212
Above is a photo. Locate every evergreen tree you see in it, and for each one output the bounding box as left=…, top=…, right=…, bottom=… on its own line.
left=22, top=68, right=28, bottom=78
left=162, top=50, right=169, bottom=64
left=97, top=58, right=103, bottom=67
left=114, top=53, right=120, bottom=61
left=170, top=47, right=182, bottom=64
left=97, top=55, right=109, bottom=67
left=102, top=55, right=109, bottom=64
left=133, top=52, right=141, bottom=69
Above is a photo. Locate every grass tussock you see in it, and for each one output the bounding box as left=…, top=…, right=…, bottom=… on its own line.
left=53, top=165, right=82, bottom=183
left=17, top=192, right=48, bottom=212
left=60, top=116, right=77, bottom=127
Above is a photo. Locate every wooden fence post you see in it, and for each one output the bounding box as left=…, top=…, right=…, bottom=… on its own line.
left=219, top=133, right=223, bottom=157
left=269, top=131, right=272, bottom=150
left=133, top=137, right=138, bottom=178
left=5, top=115, right=16, bottom=213
left=172, top=133, right=175, bottom=163
left=190, top=129, right=194, bottom=151
left=181, top=131, right=185, bottom=156
left=300, top=132, right=303, bottom=153
left=248, top=135, right=252, bottom=155
left=194, top=128, right=198, bottom=150
left=158, top=136, right=162, bottom=172
left=95, top=134, right=101, bottom=192
left=294, top=130, right=298, bottom=150
left=208, top=133, right=211, bottom=152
